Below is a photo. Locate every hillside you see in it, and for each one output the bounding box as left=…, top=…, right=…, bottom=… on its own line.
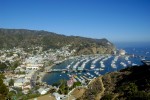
left=77, top=65, right=150, bottom=100
left=0, top=28, right=115, bottom=55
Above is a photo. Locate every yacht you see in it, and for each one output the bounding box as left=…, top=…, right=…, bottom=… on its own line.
left=66, top=64, right=71, bottom=69
left=128, top=61, right=131, bottom=64
left=120, top=62, right=127, bottom=67
left=100, top=68, right=104, bottom=71
left=111, top=63, right=117, bottom=68
left=132, top=63, right=138, bottom=66
left=90, top=64, right=95, bottom=69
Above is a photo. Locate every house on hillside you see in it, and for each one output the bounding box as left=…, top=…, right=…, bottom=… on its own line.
left=53, top=92, right=66, bottom=100
left=14, top=78, right=26, bottom=87
left=38, top=87, right=50, bottom=95
left=67, top=79, right=74, bottom=88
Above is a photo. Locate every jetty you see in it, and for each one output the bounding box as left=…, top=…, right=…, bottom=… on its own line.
left=45, top=69, right=68, bottom=72
left=45, top=68, right=90, bottom=73
left=141, top=60, right=150, bottom=66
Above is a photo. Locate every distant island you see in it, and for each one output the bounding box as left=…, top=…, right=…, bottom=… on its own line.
left=0, top=28, right=115, bottom=55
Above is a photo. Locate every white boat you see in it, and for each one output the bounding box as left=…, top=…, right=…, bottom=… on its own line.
left=120, top=62, right=127, bottom=67
left=66, top=64, right=71, bottom=69
left=62, top=71, right=66, bottom=73
left=111, top=63, right=117, bottom=68
left=95, top=68, right=99, bottom=71
left=75, top=76, right=82, bottom=82
left=73, top=61, right=80, bottom=70
left=125, top=56, right=129, bottom=61
left=90, top=64, right=95, bottom=69
left=92, top=58, right=99, bottom=64
left=114, top=56, right=119, bottom=62
left=100, top=68, right=104, bottom=71
left=81, top=59, right=90, bottom=69
left=101, top=63, right=105, bottom=68
left=94, top=71, right=99, bottom=76
left=128, top=61, right=131, bottom=64
left=90, top=74, right=94, bottom=77
left=132, top=63, right=138, bottom=66
left=67, top=74, right=71, bottom=77
left=87, top=72, right=90, bottom=76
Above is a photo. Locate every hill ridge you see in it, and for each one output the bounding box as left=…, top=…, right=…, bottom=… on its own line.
left=0, top=28, right=115, bottom=55
left=77, top=65, right=150, bottom=100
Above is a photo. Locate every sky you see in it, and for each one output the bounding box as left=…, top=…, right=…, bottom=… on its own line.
left=0, top=0, right=150, bottom=44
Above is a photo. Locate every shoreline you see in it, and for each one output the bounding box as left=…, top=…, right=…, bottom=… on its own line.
left=38, top=55, right=109, bottom=84
left=38, top=59, right=68, bottom=83
left=38, top=54, right=114, bottom=84
left=38, top=64, right=56, bottom=83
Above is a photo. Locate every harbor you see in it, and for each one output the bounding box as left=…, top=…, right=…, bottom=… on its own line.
left=42, top=53, right=145, bottom=85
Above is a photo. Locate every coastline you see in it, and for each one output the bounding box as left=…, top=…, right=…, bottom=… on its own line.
left=38, top=59, right=68, bottom=83
left=38, top=55, right=108, bottom=83
left=38, top=64, right=56, bottom=83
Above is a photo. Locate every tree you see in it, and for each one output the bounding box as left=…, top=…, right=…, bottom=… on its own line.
left=9, top=79, right=14, bottom=86
left=73, top=82, right=81, bottom=88
left=0, top=75, right=8, bottom=99
left=101, top=94, right=114, bottom=100
left=123, top=83, right=138, bottom=95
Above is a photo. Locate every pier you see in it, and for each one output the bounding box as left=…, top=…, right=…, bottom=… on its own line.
left=45, top=69, right=68, bottom=72
left=45, top=68, right=92, bottom=73
left=141, top=60, right=150, bottom=66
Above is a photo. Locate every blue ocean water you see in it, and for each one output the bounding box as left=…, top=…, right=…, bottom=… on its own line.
left=42, top=44, right=150, bottom=85
left=115, top=42, right=150, bottom=59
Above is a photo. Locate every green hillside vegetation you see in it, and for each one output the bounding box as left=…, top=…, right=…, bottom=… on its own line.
left=78, top=65, right=150, bottom=100
left=0, top=28, right=115, bottom=55
left=0, top=60, right=20, bottom=71
left=0, top=74, right=8, bottom=100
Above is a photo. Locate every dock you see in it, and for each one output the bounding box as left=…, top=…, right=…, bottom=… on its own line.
left=141, top=60, right=150, bottom=66
left=45, top=68, right=91, bottom=73
left=45, top=69, right=68, bottom=72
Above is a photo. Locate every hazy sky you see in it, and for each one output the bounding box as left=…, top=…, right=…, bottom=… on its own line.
left=0, top=0, right=150, bottom=43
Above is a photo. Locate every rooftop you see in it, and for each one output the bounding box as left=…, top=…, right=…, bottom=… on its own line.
left=15, top=78, right=26, bottom=83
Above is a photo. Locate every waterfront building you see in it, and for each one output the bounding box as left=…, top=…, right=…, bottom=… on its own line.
left=67, top=75, right=76, bottom=88
left=67, top=79, right=74, bottom=87
left=38, top=87, right=50, bottom=95
left=119, top=49, right=126, bottom=55
left=53, top=92, right=66, bottom=100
